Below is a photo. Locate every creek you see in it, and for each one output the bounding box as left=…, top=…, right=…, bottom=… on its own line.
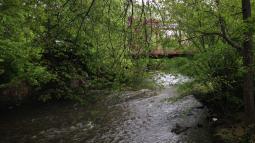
left=0, top=73, right=212, bottom=143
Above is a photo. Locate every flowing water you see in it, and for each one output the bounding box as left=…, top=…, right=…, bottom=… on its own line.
left=0, top=73, right=212, bottom=143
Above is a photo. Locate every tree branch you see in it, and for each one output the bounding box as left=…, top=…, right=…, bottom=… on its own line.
left=75, top=0, right=96, bottom=42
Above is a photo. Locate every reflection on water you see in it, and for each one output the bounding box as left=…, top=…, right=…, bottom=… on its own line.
left=0, top=73, right=211, bottom=143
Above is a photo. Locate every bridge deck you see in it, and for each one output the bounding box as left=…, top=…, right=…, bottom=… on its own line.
left=131, top=49, right=193, bottom=59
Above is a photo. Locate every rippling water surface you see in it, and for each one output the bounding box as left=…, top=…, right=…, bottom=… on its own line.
left=0, top=73, right=211, bottom=143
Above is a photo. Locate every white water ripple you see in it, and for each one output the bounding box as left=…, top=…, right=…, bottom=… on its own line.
left=153, top=72, right=190, bottom=87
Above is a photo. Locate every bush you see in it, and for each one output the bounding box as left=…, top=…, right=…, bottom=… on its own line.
left=174, top=42, right=244, bottom=112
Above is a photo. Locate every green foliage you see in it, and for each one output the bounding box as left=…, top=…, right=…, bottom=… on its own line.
left=1, top=0, right=251, bottom=106
left=0, top=0, right=53, bottom=89
left=154, top=0, right=255, bottom=112
left=0, top=0, right=151, bottom=102
left=176, top=42, right=244, bottom=111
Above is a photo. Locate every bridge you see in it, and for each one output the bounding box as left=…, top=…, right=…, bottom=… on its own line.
left=131, top=49, right=193, bottom=59
left=128, top=17, right=193, bottom=59
left=148, top=49, right=193, bottom=59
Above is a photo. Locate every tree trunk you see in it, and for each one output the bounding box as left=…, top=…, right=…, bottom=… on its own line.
left=242, top=0, right=255, bottom=124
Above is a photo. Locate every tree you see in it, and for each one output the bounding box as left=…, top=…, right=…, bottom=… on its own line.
left=241, top=0, right=255, bottom=123
left=0, top=0, right=52, bottom=87
left=159, top=0, right=255, bottom=123
left=0, top=0, right=147, bottom=102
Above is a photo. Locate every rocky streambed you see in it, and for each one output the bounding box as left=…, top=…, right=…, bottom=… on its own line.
left=0, top=73, right=212, bottom=143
